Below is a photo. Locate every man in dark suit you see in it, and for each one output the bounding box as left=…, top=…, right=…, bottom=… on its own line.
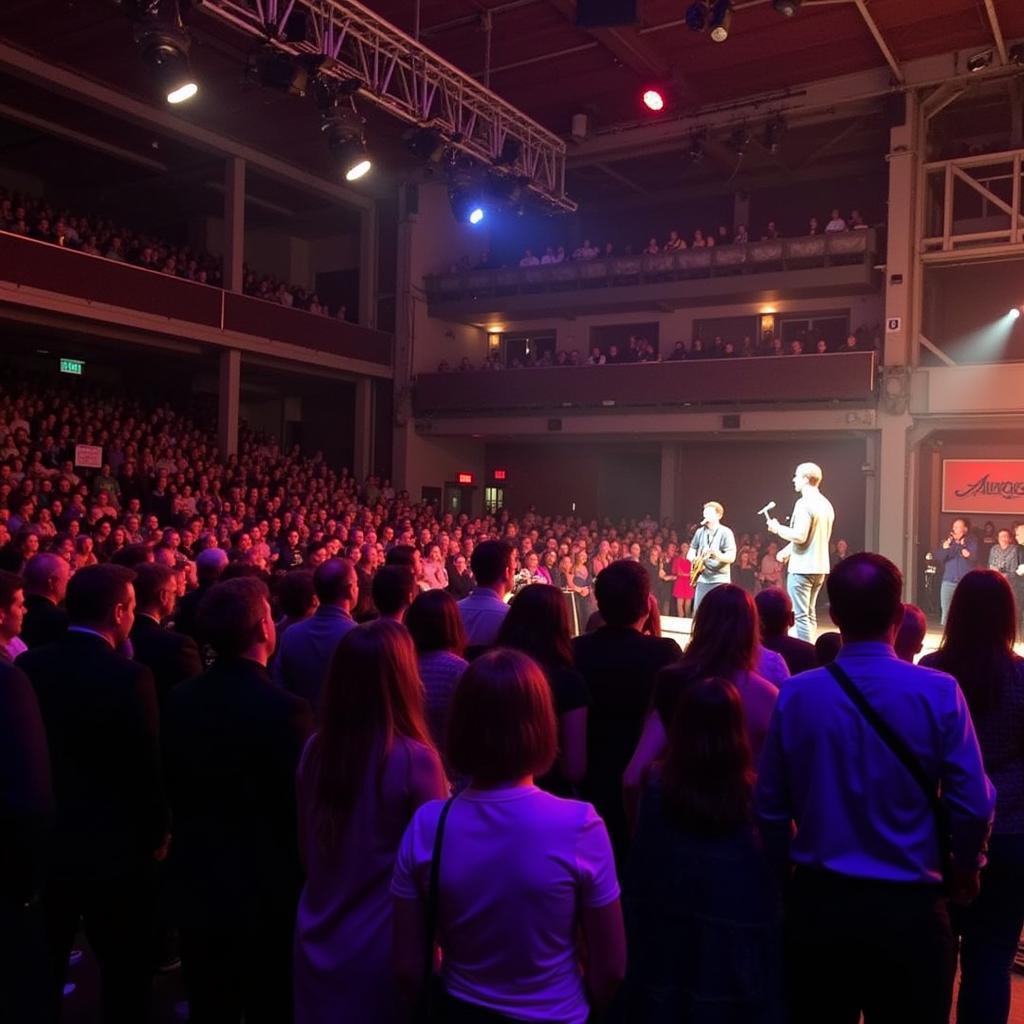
left=163, top=577, right=312, bottom=1023
left=17, top=564, right=167, bottom=1023
left=131, top=563, right=202, bottom=706
left=20, top=552, right=70, bottom=649
left=173, top=546, right=228, bottom=645
left=756, top=587, right=817, bottom=676
left=573, top=560, right=679, bottom=864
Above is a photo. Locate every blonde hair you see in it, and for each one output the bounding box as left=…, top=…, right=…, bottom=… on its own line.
left=703, top=501, right=724, bottom=517
left=796, top=462, right=822, bottom=486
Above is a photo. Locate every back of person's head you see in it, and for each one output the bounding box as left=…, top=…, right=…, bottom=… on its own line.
left=660, top=676, right=752, bottom=834
left=470, top=539, right=514, bottom=588
left=111, top=542, right=153, bottom=568
left=277, top=569, right=317, bottom=620
left=0, top=568, right=23, bottom=625
left=314, top=620, right=430, bottom=847
left=815, top=631, right=843, bottom=665
left=935, top=569, right=1017, bottom=715
left=386, top=544, right=418, bottom=568
left=685, top=584, right=758, bottom=678
left=65, top=563, right=135, bottom=630
left=894, top=603, right=928, bottom=663
left=496, top=583, right=573, bottom=668
left=405, top=589, right=467, bottom=656
left=826, top=552, right=902, bottom=641
left=195, top=546, right=229, bottom=584
left=754, top=587, right=792, bottom=638
left=133, top=562, right=176, bottom=612
left=23, top=552, right=67, bottom=598
left=594, top=559, right=650, bottom=627
left=313, top=557, right=356, bottom=606
left=372, top=565, right=416, bottom=618
left=198, top=577, right=271, bottom=658
left=447, top=648, right=556, bottom=785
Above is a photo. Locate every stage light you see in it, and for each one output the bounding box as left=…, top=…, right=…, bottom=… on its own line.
left=967, top=50, right=993, bottom=73
left=246, top=46, right=311, bottom=96
left=135, top=22, right=199, bottom=105
left=321, top=100, right=373, bottom=182
left=764, top=116, right=785, bottom=154
left=642, top=88, right=665, bottom=112
left=404, top=126, right=446, bottom=164
left=709, top=0, right=732, bottom=42
left=685, top=1, right=707, bottom=32
left=167, top=81, right=198, bottom=105
left=469, top=207, right=485, bottom=225
left=772, top=0, right=800, bottom=16
left=1010, top=307, right=1021, bottom=320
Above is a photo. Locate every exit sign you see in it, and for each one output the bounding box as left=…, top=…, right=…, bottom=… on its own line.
left=60, top=358, right=84, bottom=375
left=457, top=472, right=474, bottom=485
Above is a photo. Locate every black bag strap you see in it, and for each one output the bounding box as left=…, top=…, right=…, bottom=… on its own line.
left=423, top=796, right=456, bottom=989
left=826, top=661, right=950, bottom=848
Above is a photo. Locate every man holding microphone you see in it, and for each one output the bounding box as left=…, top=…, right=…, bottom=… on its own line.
left=930, top=517, right=978, bottom=625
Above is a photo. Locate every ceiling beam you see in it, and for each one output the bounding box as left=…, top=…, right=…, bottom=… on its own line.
left=595, top=162, right=647, bottom=193
left=852, top=0, right=904, bottom=83
left=982, top=0, right=1009, bottom=65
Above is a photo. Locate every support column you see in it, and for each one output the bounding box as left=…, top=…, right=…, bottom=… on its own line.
left=218, top=348, right=241, bottom=457
left=223, top=156, right=245, bottom=293
left=884, top=93, right=919, bottom=368
left=733, top=191, right=751, bottom=234
left=876, top=411, right=914, bottom=585
left=659, top=442, right=677, bottom=524
left=359, top=205, right=378, bottom=327
left=391, top=184, right=415, bottom=488
left=353, top=378, right=374, bottom=482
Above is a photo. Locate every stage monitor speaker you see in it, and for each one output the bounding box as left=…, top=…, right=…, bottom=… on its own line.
left=722, top=414, right=741, bottom=430
left=576, top=0, right=638, bottom=27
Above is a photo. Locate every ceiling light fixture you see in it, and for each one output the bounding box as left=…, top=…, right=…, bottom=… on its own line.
left=709, top=0, right=733, bottom=42
left=684, top=1, right=707, bottom=32
left=642, top=88, right=665, bottom=112
left=321, top=98, right=373, bottom=182
left=966, top=49, right=993, bottom=72
left=133, top=1, right=198, bottom=105
left=772, top=0, right=801, bottom=16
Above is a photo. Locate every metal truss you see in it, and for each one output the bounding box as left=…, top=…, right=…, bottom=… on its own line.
left=195, top=0, right=576, bottom=212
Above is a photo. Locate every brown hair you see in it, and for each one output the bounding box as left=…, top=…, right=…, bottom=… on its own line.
left=497, top=583, right=573, bottom=668
left=198, top=577, right=269, bottom=657
left=447, top=649, right=557, bottom=784
left=659, top=676, right=753, bottom=834
left=406, top=589, right=467, bottom=655
left=311, top=620, right=432, bottom=848
left=681, top=583, right=758, bottom=680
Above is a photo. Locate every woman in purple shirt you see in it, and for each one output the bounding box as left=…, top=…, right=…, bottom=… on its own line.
left=293, top=620, right=447, bottom=1024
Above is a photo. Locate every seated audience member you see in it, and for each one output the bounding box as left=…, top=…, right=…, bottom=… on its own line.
left=574, top=560, right=679, bottom=862
left=18, top=564, right=166, bottom=1021
left=274, top=569, right=317, bottom=642
left=988, top=527, right=1021, bottom=581
left=840, top=333, right=860, bottom=353
left=294, top=620, right=446, bottom=1024
left=692, top=228, right=706, bottom=248
left=587, top=346, right=607, bottom=365
left=371, top=565, right=418, bottom=623
left=734, top=224, right=749, bottom=244
left=664, top=230, right=684, bottom=252
left=643, top=237, right=660, bottom=255
left=554, top=245, right=567, bottom=263
left=457, top=539, right=516, bottom=651
left=667, top=341, right=687, bottom=361
left=497, top=584, right=589, bottom=795
left=602, top=241, right=615, bottom=258
left=445, top=553, right=475, bottom=600
left=274, top=558, right=358, bottom=716
left=519, top=249, right=540, bottom=267
left=756, top=586, right=817, bottom=675
left=130, top=562, right=202, bottom=706
left=755, top=552, right=994, bottom=1024
left=421, top=543, right=449, bottom=590
left=814, top=339, right=829, bottom=354
left=572, top=239, right=599, bottom=260
left=392, top=649, right=626, bottom=1021
left=808, top=216, right=820, bottom=235
left=894, top=603, right=928, bottom=663
left=405, top=589, right=469, bottom=754
left=762, top=221, right=779, bottom=240
left=825, top=208, right=847, bottom=232
left=919, top=570, right=1024, bottom=1023
left=540, top=246, right=558, bottom=264
left=0, top=568, right=27, bottom=662
left=353, top=544, right=379, bottom=621
left=849, top=209, right=867, bottom=229
left=163, top=577, right=313, bottom=1024
left=625, top=677, right=783, bottom=1022
left=716, top=224, right=731, bottom=245
left=814, top=630, right=842, bottom=665
left=21, top=552, right=70, bottom=649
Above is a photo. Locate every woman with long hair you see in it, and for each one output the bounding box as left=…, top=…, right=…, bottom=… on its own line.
left=624, top=584, right=778, bottom=823
left=625, top=677, right=783, bottom=1022
left=497, top=584, right=589, bottom=794
left=920, top=569, right=1024, bottom=1024
left=392, top=650, right=625, bottom=1022
left=294, top=620, right=447, bottom=1023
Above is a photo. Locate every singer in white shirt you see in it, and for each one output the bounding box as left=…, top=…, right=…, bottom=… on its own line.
left=767, top=463, right=835, bottom=641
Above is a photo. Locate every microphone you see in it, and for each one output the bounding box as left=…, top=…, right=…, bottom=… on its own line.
left=757, top=501, right=776, bottom=516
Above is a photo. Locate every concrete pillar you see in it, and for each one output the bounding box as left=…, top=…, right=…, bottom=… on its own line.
left=876, top=410, right=914, bottom=584
left=391, top=184, right=415, bottom=488
left=359, top=205, right=378, bottom=327
left=223, top=156, right=246, bottom=293
left=353, top=378, right=374, bottom=482
left=659, top=442, right=677, bottom=523
left=218, top=348, right=241, bottom=457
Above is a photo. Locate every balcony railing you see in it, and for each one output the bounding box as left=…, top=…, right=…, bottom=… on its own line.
left=0, top=231, right=392, bottom=367
left=414, top=350, right=877, bottom=417
left=425, top=230, right=876, bottom=304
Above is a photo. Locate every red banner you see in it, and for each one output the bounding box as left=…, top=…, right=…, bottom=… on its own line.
left=942, top=459, right=1024, bottom=515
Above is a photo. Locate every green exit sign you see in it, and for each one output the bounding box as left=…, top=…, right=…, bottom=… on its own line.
left=60, top=358, right=84, bottom=376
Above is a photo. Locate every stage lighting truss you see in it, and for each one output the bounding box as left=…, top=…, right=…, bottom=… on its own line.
left=195, top=0, right=576, bottom=212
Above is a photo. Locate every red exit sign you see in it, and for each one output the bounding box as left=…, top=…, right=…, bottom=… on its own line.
left=457, top=472, right=474, bottom=485
left=493, top=469, right=507, bottom=481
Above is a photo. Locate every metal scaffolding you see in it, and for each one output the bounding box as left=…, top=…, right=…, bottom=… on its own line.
left=195, top=0, right=576, bottom=212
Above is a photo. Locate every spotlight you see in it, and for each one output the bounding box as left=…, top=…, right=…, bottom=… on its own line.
left=763, top=116, right=785, bottom=154
left=135, top=22, right=198, bottom=104
left=469, top=207, right=485, bottom=225
left=966, top=50, right=993, bottom=73
left=685, top=1, right=707, bottom=32
left=772, top=0, right=800, bottom=16
left=496, top=137, right=523, bottom=166
left=447, top=157, right=488, bottom=225
left=1010, top=307, right=1021, bottom=320
left=322, top=103, right=372, bottom=182
left=246, top=46, right=311, bottom=96
left=404, top=126, right=446, bottom=163
left=642, top=88, right=665, bottom=112
left=708, top=0, right=732, bottom=42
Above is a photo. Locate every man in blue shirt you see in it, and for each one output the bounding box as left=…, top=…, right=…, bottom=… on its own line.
left=929, top=517, right=978, bottom=625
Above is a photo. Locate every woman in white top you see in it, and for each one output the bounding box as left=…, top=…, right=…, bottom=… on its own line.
left=421, top=543, right=449, bottom=590
left=392, top=649, right=626, bottom=1023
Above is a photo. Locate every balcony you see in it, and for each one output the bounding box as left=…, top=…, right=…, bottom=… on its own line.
left=425, top=230, right=878, bottom=322
left=0, top=231, right=392, bottom=369
left=414, top=350, right=877, bottom=417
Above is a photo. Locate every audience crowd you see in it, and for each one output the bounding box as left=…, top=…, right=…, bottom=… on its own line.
left=0, top=186, right=347, bottom=319
left=1, top=372, right=1021, bottom=1024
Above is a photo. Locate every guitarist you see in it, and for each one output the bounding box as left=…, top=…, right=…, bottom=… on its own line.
left=688, top=501, right=737, bottom=615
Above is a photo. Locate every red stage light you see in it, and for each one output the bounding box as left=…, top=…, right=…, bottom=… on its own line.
left=642, top=89, right=665, bottom=112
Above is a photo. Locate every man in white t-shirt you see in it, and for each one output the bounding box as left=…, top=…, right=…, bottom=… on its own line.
left=825, top=208, right=847, bottom=232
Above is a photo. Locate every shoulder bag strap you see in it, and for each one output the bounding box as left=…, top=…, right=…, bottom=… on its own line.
left=422, top=796, right=456, bottom=989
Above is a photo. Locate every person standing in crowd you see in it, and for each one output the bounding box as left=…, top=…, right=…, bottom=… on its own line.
left=574, top=560, right=679, bottom=862
left=920, top=570, right=1024, bottom=1024
left=625, top=677, right=783, bottom=1023
left=21, top=551, right=70, bottom=649
left=497, top=584, right=589, bottom=796
left=353, top=544, right=378, bottom=620
left=174, top=546, right=228, bottom=643
left=273, top=569, right=317, bottom=643
left=895, top=603, right=928, bottom=664
left=688, top=501, right=736, bottom=614
left=294, top=620, right=446, bottom=1024
left=671, top=540, right=694, bottom=617
left=929, top=516, right=978, bottom=626
left=162, top=578, right=313, bottom=1024
left=392, top=650, right=626, bottom=1022
left=129, top=562, right=202, bottom=707
left=0, top=568, right=27, bottom=662
left=274, top=558, right=358, bottom=718
left=371, top=565, right=418, bottom=623
left=755, top=552, right=994, bottom=1024
left=445, top=553, right=475, bottom=600
left=18, top=564, right=167, bottom=1023
left=988, top=526, right=1020, bottom=582
left=766, top=462, right=835, bottom=642
left=457, top=539, right=516, bottom=652
left=755, top=586, right=817, bottom=675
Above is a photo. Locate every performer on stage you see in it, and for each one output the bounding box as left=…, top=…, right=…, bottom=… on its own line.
left=688, top=501, right=736, bottom=614
left=766, top=462, right=835, bottom=642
